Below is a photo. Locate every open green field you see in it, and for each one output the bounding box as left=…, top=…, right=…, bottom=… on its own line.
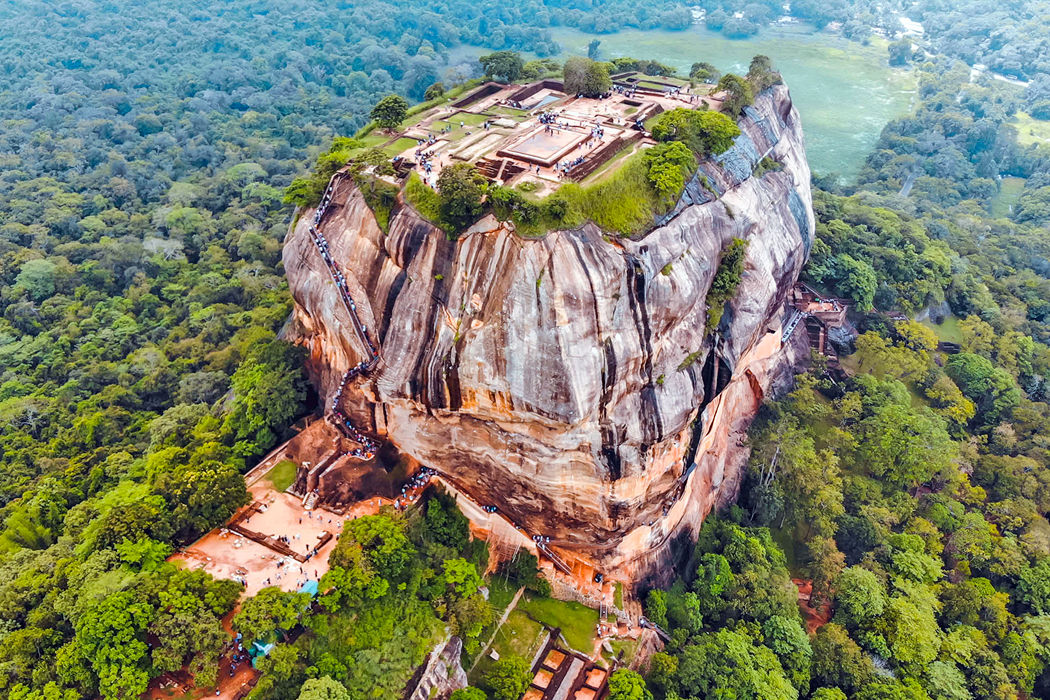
left=577, top=141, right=641, bottom=186
left=552, top=26, right=916, bottom=180
left=382, top=137, right=419, bottom=156
left=356, top=132, right=389, bottom=148
left=991, top=176, right=1026, bottom=218
left=265, top=459, right=297, bottom=492
left=432, top=112, right=491, bottom=131
left=606, top=638, right=639, bottom=666
left=468, top=607, right=546, bottom=685
left=487, top=576, right=518, bottom=611
left=1011, top=111, right=1050, bottom=148
left=922, top=314, right=964, bottom=345
left=462, top=577, right=521, bottom=669
left=518, top=595, right=599, bottom=653
left=636, top=76, right=688, bottom=90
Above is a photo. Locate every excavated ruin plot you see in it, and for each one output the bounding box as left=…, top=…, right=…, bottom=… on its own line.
left=498, top=125, right=588, bottom=166
left=170, top=490, right=343, bottom=596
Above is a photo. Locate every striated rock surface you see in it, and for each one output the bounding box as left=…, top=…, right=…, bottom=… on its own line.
left=283, top=85, right=814, bottom=583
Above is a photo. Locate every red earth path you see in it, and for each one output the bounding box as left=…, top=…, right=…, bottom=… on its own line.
left=792, top=578, right=832, bottom=635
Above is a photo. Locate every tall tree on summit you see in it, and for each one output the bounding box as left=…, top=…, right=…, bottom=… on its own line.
left=370, top=94, right=409, bottom=130
left=563, top=57, right=611, bottom=97
left=479, top=51, right=524, bottom=83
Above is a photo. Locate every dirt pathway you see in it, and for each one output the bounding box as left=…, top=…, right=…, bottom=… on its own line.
left=469, top=586, right=526, bottom=673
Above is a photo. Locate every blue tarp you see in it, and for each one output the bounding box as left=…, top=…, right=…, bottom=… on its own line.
left=298, top=579, right=319, bottom=596
left=251, top=641, right=276, bottom=667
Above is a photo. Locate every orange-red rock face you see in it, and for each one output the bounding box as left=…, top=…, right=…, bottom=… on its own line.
left=283, top=85, right=814, bottom=583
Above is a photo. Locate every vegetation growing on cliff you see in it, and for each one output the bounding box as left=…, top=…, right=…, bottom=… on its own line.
left=705, top=238, right=749, bottom=331
left=649, top=109, right=741, bottom=156
left=542, top=19, right=1050, bottom=700
left=637, top=36, right=1050, bottom=700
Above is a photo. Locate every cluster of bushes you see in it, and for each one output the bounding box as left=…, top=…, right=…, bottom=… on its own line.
left=245, top=489, right=513, bottom=699
left=649, top=108, right=741, bottom=156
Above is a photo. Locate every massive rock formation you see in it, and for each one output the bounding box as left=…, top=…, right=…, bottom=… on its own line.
left=283, top=85, right=814, bottom=583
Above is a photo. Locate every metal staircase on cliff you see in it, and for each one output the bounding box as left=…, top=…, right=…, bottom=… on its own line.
left=306, top=172, right=382, bottom=455
left=639, top=617, right=672, bottom=643
left=781, top=309, right=808, bottom=342
left=537, top=541, right=573, bottom=575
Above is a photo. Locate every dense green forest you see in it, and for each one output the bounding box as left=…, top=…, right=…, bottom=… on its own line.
left=639, top=40, right=1050, bottom=700
left=699, top=0, right=1050, bottom=81
left=240, top=492, right=498, bottom=700
left=5, top=1, right=1050, bottom=699
left=0, top=1, right=701, bottom=697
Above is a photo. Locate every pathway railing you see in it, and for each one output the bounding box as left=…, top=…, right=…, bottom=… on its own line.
left=781, top=309, right=808, bottom=343
left=306, top=174, right=381, bottom=458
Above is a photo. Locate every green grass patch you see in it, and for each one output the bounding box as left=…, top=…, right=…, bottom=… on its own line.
left=1011, top=111, right=1050, bottom=148
left=501, top=146, right=675, bottom=238
left=405, top=172, right=443, bottom=227
left=266, top=460, right=297, bottom=492
left=518, top=595, right=599, bottom=653
left=491, top=106, right=529, bottom=118
left=426, top=121, right=485, bottom=144
left=444, top=112, right=491, bottom=127
left=462, top=577, right=521, bottom=669
left=637, top=80, right=675, bottom=91
left=606, top=638, right=639, bottom=666
left=643, top=113, right=664, bottom=131
left=556, top=151, right=667, bottom=235
left=427, top=114, right=491, bottom=141
left=469, top=608, right=545, bottom=684
left=921, top=314, right=964, bottom=345
left=356, top=132, right=389, bottom=148
left=613, top=582, right=624, bottom=609
left=577, top=142, right=638, bottom=187
left=990, top=176, right=1025, bottom=218
left=382, top=137, right=419, bottom=157
left=487, top=576, right=518, bottom=611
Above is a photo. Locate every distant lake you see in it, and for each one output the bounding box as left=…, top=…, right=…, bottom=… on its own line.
left=551, top=26, right=917, bottom=180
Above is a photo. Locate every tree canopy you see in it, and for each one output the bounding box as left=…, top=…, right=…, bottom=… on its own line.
left=563, top=57, right=612, bottom=97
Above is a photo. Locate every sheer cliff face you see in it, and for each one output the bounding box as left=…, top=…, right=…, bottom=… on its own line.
left=283, top=85, right=814, bottom=580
